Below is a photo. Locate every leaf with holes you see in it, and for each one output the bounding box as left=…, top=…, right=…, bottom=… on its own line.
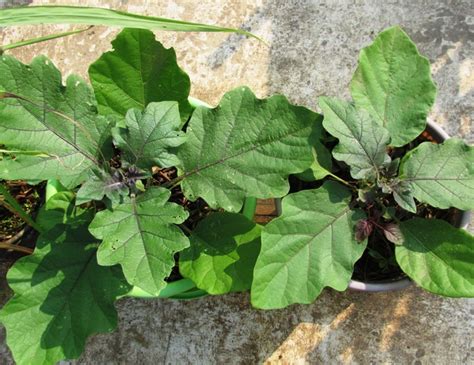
left=179, top=212, right=261, bottom=294
left=398, top=139, right=474, bottom=210
left=0, top=222, right=130, bottom=365
left=113, top=101, right=186, bottom=169
left=177, top=86, right=320, bottom=212
left=89, top=187, right=189, bottom=295
left=350, top=26, right=436, bottom=146
left=251, top=181, right=366, bottom=309
left=0, top=55, right=113, bottom=188
left=396, top=218, right=474, bottom=297
left=89, top=28, right=192, bottom=121
left=319, top=97, right=391, bottom=180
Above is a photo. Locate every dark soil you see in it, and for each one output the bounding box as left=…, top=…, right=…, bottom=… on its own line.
left=0, top=181, right=44, bottom=263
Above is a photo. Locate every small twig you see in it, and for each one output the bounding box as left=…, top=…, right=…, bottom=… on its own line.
left=0, top=242, right=33, bottom=255
left=157, top=170, right=171, bottom=182
left=0, top=227, right=27, bottom=246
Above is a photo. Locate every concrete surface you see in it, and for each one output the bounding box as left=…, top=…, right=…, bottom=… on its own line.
left=0, top=0, right=473, bottom=364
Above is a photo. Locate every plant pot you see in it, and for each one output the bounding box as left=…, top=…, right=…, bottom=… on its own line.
left=348, top=119, right=472, bottom=292
left=273, top=118, right=472, bottom=293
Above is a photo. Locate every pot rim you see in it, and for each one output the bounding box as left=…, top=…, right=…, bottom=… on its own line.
left=348, top=118, right=472, bottom=292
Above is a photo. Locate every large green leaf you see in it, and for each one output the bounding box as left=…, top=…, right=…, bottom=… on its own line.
left=36, top=191, right=94, bottom=231
left=113, top=101, right=186, bottom=169
left=398, top=139, right=474, bottom=210
left=178, top=86, right=320, bottom=212
left=89, top=187, right=189, bottom=295
left=0, top=223, right=130, bottom=365
left=179, top=212, right=261, bottom=295
left=296, top=115, right=332, bottom=181
left=89, top=28, right=192, bottom=120
left=319, top=97, right=391, bottom=180
left=251, top=181, right=366, bottom=309
left=0, top=6, right=262, bottom=40
left=396, top=218, right=474, bottom=297
left=0, top=55, right=112, bottom=188
left=350, top=26, right=436, bottom=147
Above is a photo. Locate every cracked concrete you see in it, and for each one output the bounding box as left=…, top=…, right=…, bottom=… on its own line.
left=0, top=0, right=473, bottom=364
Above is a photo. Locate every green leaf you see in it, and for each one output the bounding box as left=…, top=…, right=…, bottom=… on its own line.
left=398, top=139, right=474, bottom=210
left=0, top=223, right=130, bottom=365
left=350, top=26, right=436, bottom=147
left=76, top=169, right=129, bottom=205
left=178, top=86, right=320, bottom=212
left=296, top=116, right=332, bottom=181
left=396, top=218, right=474, bottom=297
left=113, top=101, right=186, bottom=169
left=89, top=28, right=192, bottom=121
left=319, top=97, right=391, bottom=180
left=89, top=187, right=189, bottom=295
left=251, top=181, right=366, bottom=309
left=0, top=55, right=113, bottom=188
left=36, top=191, right=94, bottom=231
left=393, top=187, right=417, bottom=213
left=0, top=6, right=263, bottom=41
left=179, top=212, right=261, bottom=295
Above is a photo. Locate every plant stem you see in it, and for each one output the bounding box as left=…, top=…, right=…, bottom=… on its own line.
left=327, top=172, right=355, bottom=189
left=0, top=26, right=93, bottom=55
left=179, top=224, right=193, bottom=235
left=0, top=184, right=44, bottom=233
left=162, top=176, right=184, bottom=189
left=0, top=242, right=33, bottom=254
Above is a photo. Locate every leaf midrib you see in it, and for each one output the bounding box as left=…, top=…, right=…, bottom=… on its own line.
left=182, top=123, right=311, bottom=180
left=261, top=205, right=352, bottom=295
left=11, top=94, right=99, bottom=165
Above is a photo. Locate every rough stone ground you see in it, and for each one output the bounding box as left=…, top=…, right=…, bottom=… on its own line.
left=0, top=0, right=473, bottom=364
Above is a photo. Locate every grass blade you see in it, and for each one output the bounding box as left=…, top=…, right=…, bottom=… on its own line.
left=0, top=183, right=43, bottom=233
left=0, top=6, right=265, bottom=42
left=1, top=26, right=93, bottom=54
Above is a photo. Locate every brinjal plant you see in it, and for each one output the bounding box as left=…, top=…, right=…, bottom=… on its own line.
left=251, top=26, right=474, bottom=309
left=0, top=22, right=320, bottom=363
left=0, top=13, right=472, bottom=365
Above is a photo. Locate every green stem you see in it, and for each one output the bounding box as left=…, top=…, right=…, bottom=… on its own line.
left=0, top=184, right=43, bottom=233
left=0, top=26, right=93, bottom=55
left=242, top=197, right=257, bottom=220
left=328, top=172, right=355, bottom=190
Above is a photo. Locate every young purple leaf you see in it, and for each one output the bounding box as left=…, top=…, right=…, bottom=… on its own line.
left=355, top=219, right=374, bottom=242
left=383, top=223, right=404, bottom=245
